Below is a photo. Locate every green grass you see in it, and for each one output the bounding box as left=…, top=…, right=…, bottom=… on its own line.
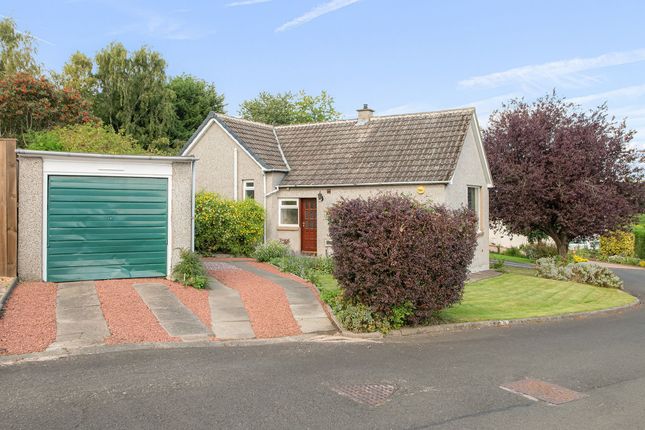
left=439, top=273, right=636, bottom=323
left=489, top=252, right=533, bottom=264
left=315, top=273, right=342, bottom=304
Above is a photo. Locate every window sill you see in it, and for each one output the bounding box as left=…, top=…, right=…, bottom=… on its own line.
left=278, top=226, right=299, bottom=231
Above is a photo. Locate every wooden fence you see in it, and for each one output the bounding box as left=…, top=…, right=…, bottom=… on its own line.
left=0, top=139, right=17, bottom=277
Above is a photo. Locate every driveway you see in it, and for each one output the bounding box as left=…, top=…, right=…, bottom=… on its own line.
left=2, top=267, right=645, bottom=429
left=0, top=260, right=336, bottom=355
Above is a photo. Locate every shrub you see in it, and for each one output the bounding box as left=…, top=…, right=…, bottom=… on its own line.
left=634, top=225, right=645, bottom=259
left=172, top=249, right=208, bottom=289
left=24, top=123, right=157, bottom=155
left=600, top=230, right=635, bottom=257
left=490, top=259, right=505, bottom=270
left=195, top=192, right=264, bottom=256
left=502, top=247, right=523, bottom=258
left=606, top=255, right=641, bottom=266
left=327, top=194, right=478, bottom=323
left=572, top=253, right=588, bottom=263
left=253, top=240, right=291, bottom=262
left=270, top=255, right=334, bottom=279
left=520, top=242, right=558, bottom=261
left=334, top=301, right=390, bottom=333
left=536, top=257, right=623, bottom=289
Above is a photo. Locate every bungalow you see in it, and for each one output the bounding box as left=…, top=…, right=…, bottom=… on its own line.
left=181, top=105, right=493, bottom=272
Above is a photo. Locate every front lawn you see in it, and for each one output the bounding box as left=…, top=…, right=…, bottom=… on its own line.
left=489, top=252, right=533, bottom=265
left=439, top=273, right=636, bottom=323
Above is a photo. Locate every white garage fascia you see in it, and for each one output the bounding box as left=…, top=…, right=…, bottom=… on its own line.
left=39, top=154, right=175, bottom=282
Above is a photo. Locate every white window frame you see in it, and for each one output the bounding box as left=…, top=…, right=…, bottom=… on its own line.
left=242, top=179, right=255, bottom=200
left=467, top=186, right=482, bottom=232
left=278, top=198, right=299, bottom=227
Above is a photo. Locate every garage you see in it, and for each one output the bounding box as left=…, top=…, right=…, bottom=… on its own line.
left=16, top=150, right=195, bottom=282
left=46, top=176, right=169, bottom=282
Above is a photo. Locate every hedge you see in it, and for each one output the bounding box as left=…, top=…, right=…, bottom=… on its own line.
left=327, top=194, right=478, bottom=324
left=195, top=192, right=264, bottom=256
left=599, top=230, right=635, bottom=257
left=635, top=225, right=645, bottom=259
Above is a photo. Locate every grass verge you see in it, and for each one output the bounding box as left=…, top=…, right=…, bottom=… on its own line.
left=439, top=273, right=636, bottom=323
left=489, top=252, right=533, bottom=265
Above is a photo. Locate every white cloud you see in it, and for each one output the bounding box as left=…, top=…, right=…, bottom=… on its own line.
left=569, top=84, right=645, bottom=105
left=107, top=5, right=212, bottom=40
left=276, top=0, right=361, bottom=32
left=458, top=49, right=645, bottom=91
left=227, top=0, right=272, bottom=6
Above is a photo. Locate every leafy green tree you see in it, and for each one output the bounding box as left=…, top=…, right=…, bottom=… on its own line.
left=93, top=42, right=175, bottom=150
left=0, top=73, right=93, bottom=145
left=0, top=17, right=41, bottom=77
left=168, top=74, right=225, bottom=146
left=52, top=51, right=97, bottom=100
left=239, top=90, right=341, bottom=125
left=24, top=123, right=151, bottom=155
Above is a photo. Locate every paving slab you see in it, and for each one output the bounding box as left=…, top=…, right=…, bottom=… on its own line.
left=48, top=281, right=109, bottom=351
left=134, top=283, right=211, bottom=341
left=231, top=262, right=336, bottom=334
left=208, top=277, right=255, bottom=340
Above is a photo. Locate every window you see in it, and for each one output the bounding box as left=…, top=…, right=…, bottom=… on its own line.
left=467, top=186, right=479, bottom=214
left=279, top=199, right=299, bottom=227
left=243, top=180, right=255, bottom=200
left=467, top=186, right=481, bottom=230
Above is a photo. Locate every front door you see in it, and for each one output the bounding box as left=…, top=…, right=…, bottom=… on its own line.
left=300, top=198, right=317, bottom=254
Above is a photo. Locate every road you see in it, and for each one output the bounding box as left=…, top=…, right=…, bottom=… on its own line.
left=1, top=268, right=644, bottom=430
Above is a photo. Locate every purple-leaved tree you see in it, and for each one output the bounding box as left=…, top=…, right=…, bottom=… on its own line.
left=484, top=93, right=645, bottom=257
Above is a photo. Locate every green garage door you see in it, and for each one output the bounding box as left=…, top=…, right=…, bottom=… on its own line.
left=47, top=176, right=168, bottom=282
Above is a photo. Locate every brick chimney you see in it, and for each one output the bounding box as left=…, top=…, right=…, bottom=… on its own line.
left=356, top=104, right=374, bottom=123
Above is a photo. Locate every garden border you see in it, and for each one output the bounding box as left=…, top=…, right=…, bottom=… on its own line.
left=343, top=297, right=640, bottom=338
left=266, top=263, right=641, bottom=339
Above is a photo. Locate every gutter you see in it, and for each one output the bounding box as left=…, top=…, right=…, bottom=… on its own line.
left=16, top=149, right=196, bottom=162
left=278, top=180, right=451, bottom=189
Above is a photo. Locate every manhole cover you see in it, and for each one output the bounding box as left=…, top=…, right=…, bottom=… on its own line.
left=203, top=261, right=240, bottom=271
left=332, top=384, right=397, bottom=406
left=500, top=378, right=587, bottom=405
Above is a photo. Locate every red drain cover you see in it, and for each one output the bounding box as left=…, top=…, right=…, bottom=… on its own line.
left=500, top=378, right=587, bottom=405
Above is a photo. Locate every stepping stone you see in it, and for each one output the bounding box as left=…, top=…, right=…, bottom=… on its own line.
left=231, top=262, right=337, bottom=334
left=208, top=277, right=255, bottom=340
left=134, top=283, right=211, bottom=341
left=48, top=281, right=109, bottom=351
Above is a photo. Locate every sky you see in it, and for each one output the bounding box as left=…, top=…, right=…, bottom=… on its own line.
left=3, top=0, right=645, bottom=151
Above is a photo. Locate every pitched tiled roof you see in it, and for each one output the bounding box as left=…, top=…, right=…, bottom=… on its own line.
left=180, top=112, right=288, bottom=171
left=182, top=108, right=476, bottom=186
left=216, top=115, right=289, bottom=171
left=275, top=108, right=474, bottom=186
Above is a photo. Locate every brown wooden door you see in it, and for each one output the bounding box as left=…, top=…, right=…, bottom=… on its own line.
left=300, top=198, right=317, bottom=254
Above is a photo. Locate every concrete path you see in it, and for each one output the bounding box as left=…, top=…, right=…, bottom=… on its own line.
left=207, top=277, right=255, bottom=340
left=48, top=281, right=109, bottom=351
left=133, top=283, right=211, bottom=341
left=230, top=262, right=336, bottom=334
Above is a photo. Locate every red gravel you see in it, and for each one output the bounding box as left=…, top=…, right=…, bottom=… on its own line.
left=0, top=282, right=57, bottom=355
left=209, top=268, right=301, bottom=339
left=246, top=262, right=337, bottom=325
left=161, top=279, right=211, bottom=328
left=96, top=279, right=178, bottom=345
